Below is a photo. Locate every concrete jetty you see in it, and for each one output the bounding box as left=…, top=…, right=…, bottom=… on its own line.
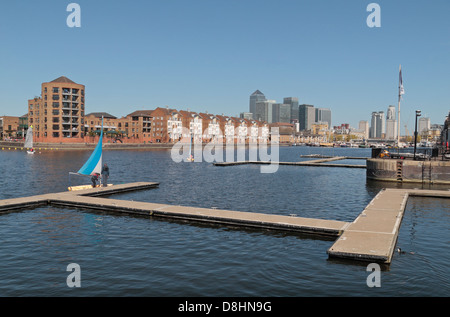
left=1, top=181, right=449, bottom=264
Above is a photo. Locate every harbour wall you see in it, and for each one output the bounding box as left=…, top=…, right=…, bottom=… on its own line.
left=366, top=158, right=450, bottom=184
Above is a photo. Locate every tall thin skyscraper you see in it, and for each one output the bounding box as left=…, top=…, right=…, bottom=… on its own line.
left=387, top=105, right=396, bottom=120
left=386, top=105, right=397, bottom=140
left=370, top=111, right=385, bottom=138
left=249, top=90, right=266, bottom=119
left=283, top=97, right=299, bottom=122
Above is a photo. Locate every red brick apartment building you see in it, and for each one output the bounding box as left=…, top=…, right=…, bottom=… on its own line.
left=25, top=77, right=271, bottom=144
left=28, top=76, right=85, bottom=143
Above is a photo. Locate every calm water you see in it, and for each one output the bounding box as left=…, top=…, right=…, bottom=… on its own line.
left=0, top=146, right=448, bottom=296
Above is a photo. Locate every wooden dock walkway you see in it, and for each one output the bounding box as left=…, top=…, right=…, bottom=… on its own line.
left=213, top=156, right=366, bottom=169
left=327, top=188, right=450, bottom=263
left=0, top=182, right=348, bottom=237
left=1, top=182, right=449, bottom=264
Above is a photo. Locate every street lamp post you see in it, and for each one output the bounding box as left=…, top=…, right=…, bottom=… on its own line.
left=414, top=110, right=421, bottom=160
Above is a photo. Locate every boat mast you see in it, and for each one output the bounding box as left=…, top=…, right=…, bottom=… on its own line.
left=397, top=65, right=404, bottom=147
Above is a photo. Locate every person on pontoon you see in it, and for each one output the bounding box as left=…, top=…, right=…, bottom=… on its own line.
left=101, top=163, right=109, bottom=187
left=91, top=173, right=100, bottom=188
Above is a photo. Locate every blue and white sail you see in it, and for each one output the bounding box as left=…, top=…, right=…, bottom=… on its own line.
left=77, top=117, right=103, bottom=176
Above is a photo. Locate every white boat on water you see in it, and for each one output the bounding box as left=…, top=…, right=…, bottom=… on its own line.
left=24, top=126, right=34, bottom=154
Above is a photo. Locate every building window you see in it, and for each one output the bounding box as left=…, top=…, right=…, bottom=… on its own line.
left=53, top=87, right=59, bottom=93
left=53, top=132, right=59, bottom=137
left=52, top=95, right=59, bottom=100
left=52, top=125, right=59, bottom=130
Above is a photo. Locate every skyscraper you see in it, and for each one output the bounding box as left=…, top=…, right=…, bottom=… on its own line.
left=386, top=105, right=396, bottom=120
left=385, top=105, right=397, bottom=140
left=315, top=108, right=332, bottom=128
left=418, top=117, right=431, bottom=134
left=283, top=97, right=299, bottom=122
left=370, top=111, right=385, bottom=138
left=299, top=104, right=315, bottom=131
left=272, top=103, right=291, bottom=123
left=249, top=90, right=266, bottom=119
left=254, top=100, right=276, bottom=123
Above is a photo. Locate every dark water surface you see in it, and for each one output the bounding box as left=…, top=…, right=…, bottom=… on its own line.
left=0, top=146, right=448, bottom=296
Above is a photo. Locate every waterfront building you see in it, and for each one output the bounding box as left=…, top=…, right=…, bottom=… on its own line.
left=22, top=78, right=274, bottom=145
left=246, top=119, right=262, bottom=144
left=179, top=110, right=203, bottom=143
left=315, top=108, right=332, bottom=129
left=200, top=113, right=222, bottom=143
left=311, top=122, right=329, bottom=136
left=216, top=114, right=236, bottom=144
left=259, top=121, right=270, bottom=143
left=249, top=90, right=266, bottom=119
left=270, top=122, right=295, bottom=143
left=84, top=112, right=118, bottom=134
left=233, top=117, right=248, bottom=144
left=28, top=76, right=85, bottom=143
left=166, top=109, right=183, bottom=142
left=124, top=109, right=153, bottom=143
left=0, top=116, right=22, bottom=139
left=283, top=97, right=299, bottom=122
left=299, top=104, right=315, bottom=131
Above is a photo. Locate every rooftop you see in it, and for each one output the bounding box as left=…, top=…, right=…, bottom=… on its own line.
left=85, top=112, right=117, bottom=119
left=49, top=76, right=77, bottom=84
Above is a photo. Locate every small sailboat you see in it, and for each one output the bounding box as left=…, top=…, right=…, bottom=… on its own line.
left=24, top=126, right=34, bottom=154
left=68, top=117, right=111, bottom=191
left=187, top=133, right=194, bottom=162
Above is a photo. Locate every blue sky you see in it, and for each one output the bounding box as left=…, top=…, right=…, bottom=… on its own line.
left=0, top=0, right=449, bottom=132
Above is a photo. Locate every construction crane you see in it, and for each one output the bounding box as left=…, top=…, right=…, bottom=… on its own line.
left=404, top=124, right=410, bottom=142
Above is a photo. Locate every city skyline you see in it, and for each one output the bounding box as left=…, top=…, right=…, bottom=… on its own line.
left=1, top=1, right=449, bottom=132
